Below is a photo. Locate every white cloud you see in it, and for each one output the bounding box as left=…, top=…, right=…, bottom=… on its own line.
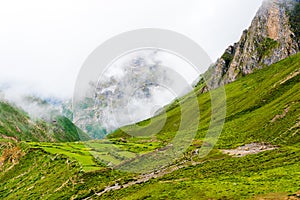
left=0, top=0, right=263, bottom=99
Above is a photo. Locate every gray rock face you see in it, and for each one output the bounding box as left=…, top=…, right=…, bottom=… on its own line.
left=204, top=0, right=300, bottom=89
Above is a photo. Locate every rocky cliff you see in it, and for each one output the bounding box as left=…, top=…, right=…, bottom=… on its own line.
left=203, top=0, right=300, bottom=89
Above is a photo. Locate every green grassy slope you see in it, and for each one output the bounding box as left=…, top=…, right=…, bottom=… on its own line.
left=101, top=145, right=300, bottom=199
left=0, top=147, right=133, bottom=200
left=0, top=54, right=299, bottom=199
left=0, top=101, right=90, bottom=142
left=28, top=140, right=137, bottom=172
left=111, top=53, right=300, bottom=149
left=102, top=53, right=300, bottom=199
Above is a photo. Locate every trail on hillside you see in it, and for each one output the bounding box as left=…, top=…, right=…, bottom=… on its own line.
left=84, top=143, right=279, bottom=199
left=84, top=154, right=222, bottom=199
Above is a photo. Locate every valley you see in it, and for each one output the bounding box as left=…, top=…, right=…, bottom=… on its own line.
left=1, top=0, right=300, bottom=199
left=1, top=52, right=300, bottom=199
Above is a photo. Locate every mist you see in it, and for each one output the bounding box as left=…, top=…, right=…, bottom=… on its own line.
left=0, top=0, right=264, bottom=102
left=74, top=49, right=198, bottom=132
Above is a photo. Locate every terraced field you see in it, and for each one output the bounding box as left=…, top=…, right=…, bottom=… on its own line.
left=28, top=137, right=162, bottom=172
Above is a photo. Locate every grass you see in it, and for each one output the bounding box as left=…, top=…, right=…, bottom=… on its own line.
left=111, top=53, right=300, bottom=150
left=27, top=139, right=158, bottom=172
left=0, top=53, right=300, bottom=199
left=0, top=148, right=135, bottom=200
left=101, top=53, right=300, bottom=198
left=28, top=142, right=100, bottom=172
left=101, top=145, right=300, bottom=199
left=0, top=101, right=90, bottom=142
left=257, top=37, right=279, bottom=59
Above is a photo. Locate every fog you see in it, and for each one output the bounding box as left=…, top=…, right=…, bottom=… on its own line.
left=0, top=0, right=263, bottom=100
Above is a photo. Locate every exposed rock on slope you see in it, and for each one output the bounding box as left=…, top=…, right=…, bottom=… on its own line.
left=204, top=0, right=300, bottom=89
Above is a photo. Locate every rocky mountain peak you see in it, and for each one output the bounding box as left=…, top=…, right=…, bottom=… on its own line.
left=204, top=0, right=300, bottom=89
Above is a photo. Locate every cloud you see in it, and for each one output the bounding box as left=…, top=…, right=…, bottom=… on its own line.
left=0, top=0, right=263, bottom=100
left=74, top=49, right=198, bottom=131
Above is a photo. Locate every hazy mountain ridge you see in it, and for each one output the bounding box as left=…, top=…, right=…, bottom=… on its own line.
left=74, top=50, right=197, bottom=138
left=0, top=100, right=89, bottom=142
left=73, top=56, right=168, bottom=138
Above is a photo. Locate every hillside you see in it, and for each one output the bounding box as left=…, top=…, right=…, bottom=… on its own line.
left=95, top=52, right=300, bottom=199
left=1, top=53, right=299, bottom=199
left=0, top=101, right=90, bottom=142
left=110, top=53, right=300, bottom=149
left=0, top=1, right=300, bottom=199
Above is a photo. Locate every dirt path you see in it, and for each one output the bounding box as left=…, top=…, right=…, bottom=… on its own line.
left=221, top=143, right=277, bottom=157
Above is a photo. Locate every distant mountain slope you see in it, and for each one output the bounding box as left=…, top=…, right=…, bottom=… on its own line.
left=0, top=101, right=90, bottom=142
left=203, top=0, right=300, bottom=90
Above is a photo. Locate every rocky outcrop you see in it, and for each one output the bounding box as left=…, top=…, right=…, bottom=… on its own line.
left=203, top=0, right=300, bottom=89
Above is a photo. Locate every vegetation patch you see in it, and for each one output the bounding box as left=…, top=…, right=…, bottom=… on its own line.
left=221, top=51, right=234, bottom=66
left=257, top=37, right=279, bottom=59
left=289, top=1, right=300, bottom=46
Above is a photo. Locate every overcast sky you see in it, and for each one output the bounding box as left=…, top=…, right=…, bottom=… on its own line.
left=0, top=0, right=263, bottom=100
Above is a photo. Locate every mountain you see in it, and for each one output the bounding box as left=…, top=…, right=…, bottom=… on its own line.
left=1, top=1, right=300, bottom=199
left=0, top=100, right=90, bottom=142
left=1, top=52, right=299, bottom=200
left=74, top=50, right=194, bottom=138
left=103, top=53, right=300, bottom=200
left=111, top=51, right=300, bottom=149
left=203, top=0, right=300, bottom=90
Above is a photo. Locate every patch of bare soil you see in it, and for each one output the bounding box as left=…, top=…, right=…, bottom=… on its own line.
left=221, top=143, right=277, bottom=157
left=0, top=142, right=24, bottom=171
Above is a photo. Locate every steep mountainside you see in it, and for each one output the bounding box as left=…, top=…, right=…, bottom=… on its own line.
left=204, top=0, right=300, bottom=90
left=0, top=101, right=90, bottom=142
